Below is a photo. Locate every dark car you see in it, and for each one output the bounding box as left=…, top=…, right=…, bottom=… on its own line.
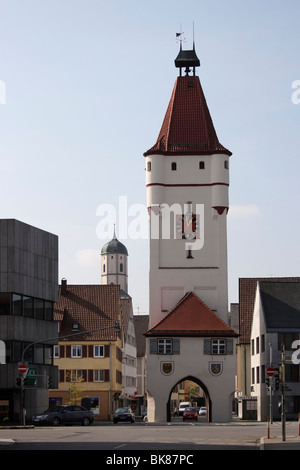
left=113, top=407, right=135, bottom=424
left=183, top=407, right=198, bottom=422
left=32, top=405, right=94, bottom=426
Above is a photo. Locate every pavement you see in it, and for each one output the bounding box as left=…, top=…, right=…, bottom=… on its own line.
left=260, top=434, right=300, bottom=450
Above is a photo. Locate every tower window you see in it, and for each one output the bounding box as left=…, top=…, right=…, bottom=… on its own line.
left=224, top=160, right=229, bottom=169
left=103, top=264, right=105, bottom=273
left=199, top=161, right=205, bottom=169
left=171, top=162, right=177, bottom=171
left=147, top=161, right=151, bottom=171
left=120, top=263, right=123, bottom=272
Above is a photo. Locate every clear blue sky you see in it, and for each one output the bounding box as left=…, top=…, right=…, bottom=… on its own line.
left=1, top=0, right=299, bottom=316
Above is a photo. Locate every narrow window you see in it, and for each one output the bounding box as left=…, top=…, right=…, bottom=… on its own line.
left=147, top=161, right=151, bottom=171
left=94, top=345, right=104, bottom=357
left=171, top=162, right=177, bottom=171
left=224, top=160, right=229, bottom=169
left=199, top=161, right=205, bottom=169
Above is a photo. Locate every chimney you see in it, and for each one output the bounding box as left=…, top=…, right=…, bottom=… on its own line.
left=61, top=278, right=67, bottom=296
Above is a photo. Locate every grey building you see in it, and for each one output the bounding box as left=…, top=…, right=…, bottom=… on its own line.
left=0, top=219, right=59, bottom=423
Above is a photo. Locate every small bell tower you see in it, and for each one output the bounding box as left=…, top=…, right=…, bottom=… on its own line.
left=101, top=226, right=129, bottom=293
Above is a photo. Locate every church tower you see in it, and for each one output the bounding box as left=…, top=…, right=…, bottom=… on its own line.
left=144, top=41, right=232, bottom=328
left=101, top=228, right=129, bottom=293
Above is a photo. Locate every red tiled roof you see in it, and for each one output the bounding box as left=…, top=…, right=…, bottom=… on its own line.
left=54, top=284, right=121, bottom=341
left=145, top=292, right=237, bottom=337
left=144, top=75, right=231, bottom=157
left=239, top=277, right=300, bottom=343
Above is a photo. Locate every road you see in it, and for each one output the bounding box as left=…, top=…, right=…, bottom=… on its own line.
left=2, top=417, right=297, bottom=452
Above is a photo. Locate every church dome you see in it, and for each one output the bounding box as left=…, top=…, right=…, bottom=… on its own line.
left=101, top=235, right=128, bottom=256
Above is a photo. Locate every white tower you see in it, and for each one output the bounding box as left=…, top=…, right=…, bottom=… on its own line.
left=144, top=43, right=232, bottom=328
left=143, top=42, right=237, bottom=424
left=101, top=228, right=129, bottom=293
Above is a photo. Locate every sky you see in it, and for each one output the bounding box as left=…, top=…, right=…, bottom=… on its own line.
left=0, top=0, right=300, bottom=316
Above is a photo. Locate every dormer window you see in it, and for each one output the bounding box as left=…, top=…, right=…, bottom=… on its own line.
left=72, top=322, right=79, bottom=330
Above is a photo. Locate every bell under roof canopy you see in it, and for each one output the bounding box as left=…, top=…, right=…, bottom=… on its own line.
left=144, top=43, right=231, bottom=158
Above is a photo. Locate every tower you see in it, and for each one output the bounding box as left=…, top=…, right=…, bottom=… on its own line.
left=143, top=41, right=237, bottom=423
left=144, top=41, right=232, bottom=328
left=101, top=228, right=129, bottom=293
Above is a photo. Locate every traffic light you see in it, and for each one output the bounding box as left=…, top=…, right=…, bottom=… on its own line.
left=115, top=319, right=120, bottom=333
left=16, top=377, right=22, bottom=387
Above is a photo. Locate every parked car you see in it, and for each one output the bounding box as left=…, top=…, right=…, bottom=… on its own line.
left=113, top=407, right=135, bottom=424
left=32, top=405, right=94, bottom=426
left=199, top=406, right=206, bottom=416
left=183, top=407, right=198, bottom=421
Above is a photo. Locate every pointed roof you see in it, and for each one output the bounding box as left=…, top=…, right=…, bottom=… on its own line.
left=145, top=291, right=238, bottom=337
left=144, top=48, right=231, bottom=157
left=258, top=281, right=300, bottom=331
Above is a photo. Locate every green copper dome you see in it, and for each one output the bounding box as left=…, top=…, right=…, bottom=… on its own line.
left=101, top=235, right=128, bottom=256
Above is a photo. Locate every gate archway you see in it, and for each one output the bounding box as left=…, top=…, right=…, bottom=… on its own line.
left=167, top=375, right=212, bottom=422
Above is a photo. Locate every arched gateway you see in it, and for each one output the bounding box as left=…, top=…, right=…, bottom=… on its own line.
left=167, top=376, right=211, bottom=422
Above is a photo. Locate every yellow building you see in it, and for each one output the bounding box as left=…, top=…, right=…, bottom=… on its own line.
left=49, top=281, right=123, bottom=421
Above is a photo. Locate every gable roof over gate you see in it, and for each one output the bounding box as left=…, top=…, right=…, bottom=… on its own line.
left=144, top=291, right=238, bottom=337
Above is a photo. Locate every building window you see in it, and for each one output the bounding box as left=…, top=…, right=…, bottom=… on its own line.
left=103, top=264, right=105, bottom=273
left=71, top=370, right=82, bottom=382
left=94, top=345, right=104, bottom=358
left=256, top=337, right=259, bottom=354
left=120, top=263, right=123, bottom=272
left=224, top=160, right=229, bottom=169
left=147, top=161, right=151, bottom=171
left=251, top=339, right=255, bottom=355
left=158, top=338, right=173, bottom=354
left=261, top=334, right=265, bottom=353
left=212, top=339, right=226, bottom=355
left=53, top=345, right=60, bottom=359
left=72, top=345, right=82, bottom=358
left=199, top=161, right=205, bottom=169
left=171, top=162, right=177, bottom=171
left=94, top=370, right=105, bottom=382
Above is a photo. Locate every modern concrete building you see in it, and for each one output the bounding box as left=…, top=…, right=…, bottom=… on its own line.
left=0, top=219, right=59, bottom=423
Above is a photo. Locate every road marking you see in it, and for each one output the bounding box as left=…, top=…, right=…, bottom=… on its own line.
left=113, top=443, right=127, bottom=449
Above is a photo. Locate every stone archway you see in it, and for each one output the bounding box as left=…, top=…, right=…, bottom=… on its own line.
left=167, top=375, right=212, bottom=422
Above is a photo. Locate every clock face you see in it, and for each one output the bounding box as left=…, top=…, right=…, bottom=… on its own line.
left=176, top=214, right=200, bottom=239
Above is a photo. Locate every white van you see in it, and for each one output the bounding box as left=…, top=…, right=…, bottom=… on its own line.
left=178, top=402, right=191, bottom=416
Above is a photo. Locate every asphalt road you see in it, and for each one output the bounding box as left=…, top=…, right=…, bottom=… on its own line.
left=2, top=418, right=296, bottom=452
